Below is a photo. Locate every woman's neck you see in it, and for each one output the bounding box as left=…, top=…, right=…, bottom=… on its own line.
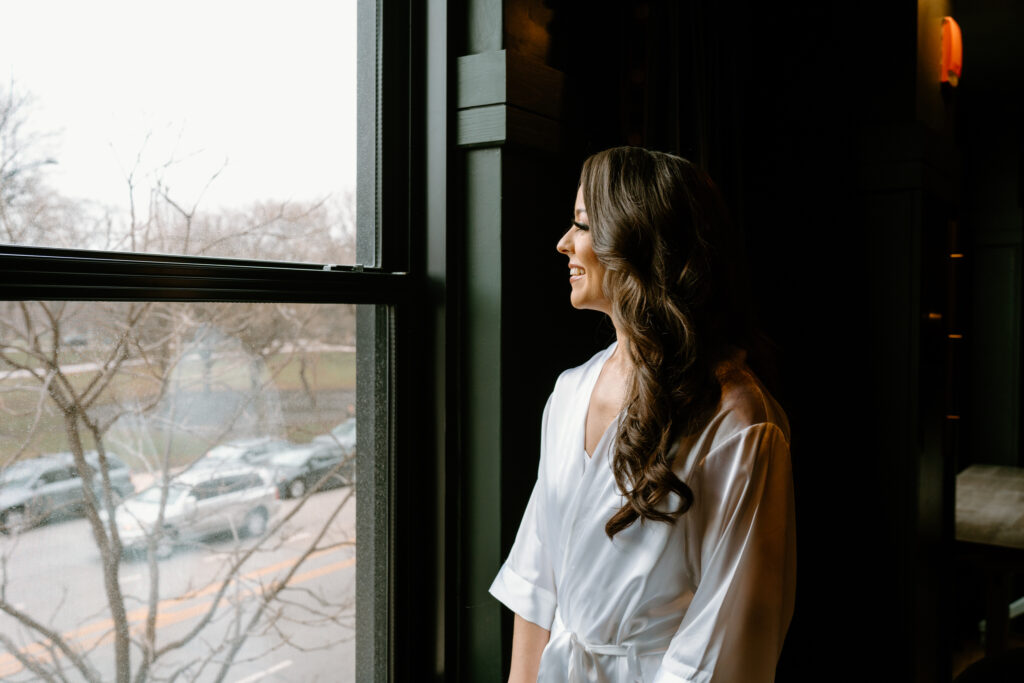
left=610, top=322, right=631, bottom=368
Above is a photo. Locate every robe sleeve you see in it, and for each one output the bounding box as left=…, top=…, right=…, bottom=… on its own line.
left=488, top=394, right=558, bottom=630
left=653, top=422, right=796, bottom=683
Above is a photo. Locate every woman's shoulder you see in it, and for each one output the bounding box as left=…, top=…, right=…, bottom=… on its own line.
left=550, top=342, right=616, bottom=399
left=674, top=357, right=789, bottom=478
left=704, top=350, right=790, bottom=450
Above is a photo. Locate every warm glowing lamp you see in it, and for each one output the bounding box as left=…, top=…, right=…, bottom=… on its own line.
left=941, top=17, right=962, bottom=86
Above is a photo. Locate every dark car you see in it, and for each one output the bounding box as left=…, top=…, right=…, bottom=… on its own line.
left=268, top=442, right=353, bottom=499
left=311, top=418, right=356, bottom=454
left=0, top=452, right=135, bottom=534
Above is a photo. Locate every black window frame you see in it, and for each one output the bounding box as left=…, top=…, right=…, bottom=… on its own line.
left=0, top=0, right=439, bottom=681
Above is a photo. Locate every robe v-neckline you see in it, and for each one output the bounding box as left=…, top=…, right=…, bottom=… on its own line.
left=581, top=343, right=622, bottom=460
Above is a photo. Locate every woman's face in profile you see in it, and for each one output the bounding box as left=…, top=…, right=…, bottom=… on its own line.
left=556, top=187, right=611, bottom=315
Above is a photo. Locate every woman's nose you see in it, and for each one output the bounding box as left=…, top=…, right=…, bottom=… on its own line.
left=556, top=227, right=573, bottom=255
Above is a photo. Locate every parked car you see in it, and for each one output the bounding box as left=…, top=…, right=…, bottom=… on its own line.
left=111, top=466, right=279, bottom=558
left=84, top=452, right=136, bottom=500
left=196, top=437, right=291, bottom=471
left=0, top=452, right=134, bottom=535
left=268, top=442, right=354, bottom=499
left=311, top=417, right=356, bottom=454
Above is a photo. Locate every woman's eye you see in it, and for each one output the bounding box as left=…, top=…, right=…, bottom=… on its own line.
left=573, top=220, right=591, bottom=231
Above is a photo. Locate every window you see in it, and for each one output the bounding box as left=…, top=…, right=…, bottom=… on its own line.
left=192, top=480, right=223, bottom=502
left=0, top=1, right=424, bottom=681
left=39, top=468, right=72, bottom=485
left=0, top=1, right=358, bottom=265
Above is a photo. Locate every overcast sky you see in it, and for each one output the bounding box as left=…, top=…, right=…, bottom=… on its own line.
left=0, top=0, right=356, bottom=213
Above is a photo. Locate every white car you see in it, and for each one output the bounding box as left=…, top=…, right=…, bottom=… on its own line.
left=112, top=466, right=279, bottom=558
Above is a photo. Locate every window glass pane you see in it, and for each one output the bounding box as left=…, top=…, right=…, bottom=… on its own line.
left=0, top=0, right=357, bottom=264
left=0, top=301, right=358, bottom=681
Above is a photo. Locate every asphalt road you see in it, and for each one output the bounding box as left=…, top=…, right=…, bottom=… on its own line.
left=0, top=487, right=356, bottom=682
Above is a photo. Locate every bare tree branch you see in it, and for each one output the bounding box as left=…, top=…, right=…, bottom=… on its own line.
left=1, top=98, right=358, bottom=681
left=0, top=631, right=60, bottom=683
left=209, top=488, right=353, bottom=682
left=0, top=598, right=102, bottom=682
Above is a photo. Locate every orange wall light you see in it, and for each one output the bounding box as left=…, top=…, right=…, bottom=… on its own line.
left=941, top=16, right=963, bottom=86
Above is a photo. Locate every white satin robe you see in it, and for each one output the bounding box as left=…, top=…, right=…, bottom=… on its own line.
left=489, top=343, right=795, bottom=683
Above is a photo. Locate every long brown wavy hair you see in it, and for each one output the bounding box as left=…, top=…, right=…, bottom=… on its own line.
left=580, top=147, right=750, bottom=538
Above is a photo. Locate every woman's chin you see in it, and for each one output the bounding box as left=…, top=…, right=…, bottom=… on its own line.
left=569, top=297, right=599, bottom=313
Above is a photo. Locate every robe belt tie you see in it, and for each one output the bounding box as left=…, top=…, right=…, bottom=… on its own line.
left=553, top=611, right=646, bottom=683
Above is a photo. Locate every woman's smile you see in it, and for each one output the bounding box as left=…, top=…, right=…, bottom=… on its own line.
left=556, top=187, right=610, bottom=314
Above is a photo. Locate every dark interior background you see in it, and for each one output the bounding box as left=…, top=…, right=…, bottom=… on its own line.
left=444, top=1, right=1024, bottom=680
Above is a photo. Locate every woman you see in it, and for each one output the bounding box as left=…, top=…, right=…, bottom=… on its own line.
left=489, top=147, right=795, bottom=682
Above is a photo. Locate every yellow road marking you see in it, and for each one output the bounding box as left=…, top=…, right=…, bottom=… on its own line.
left=0, top=549, right=354, bottom=678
